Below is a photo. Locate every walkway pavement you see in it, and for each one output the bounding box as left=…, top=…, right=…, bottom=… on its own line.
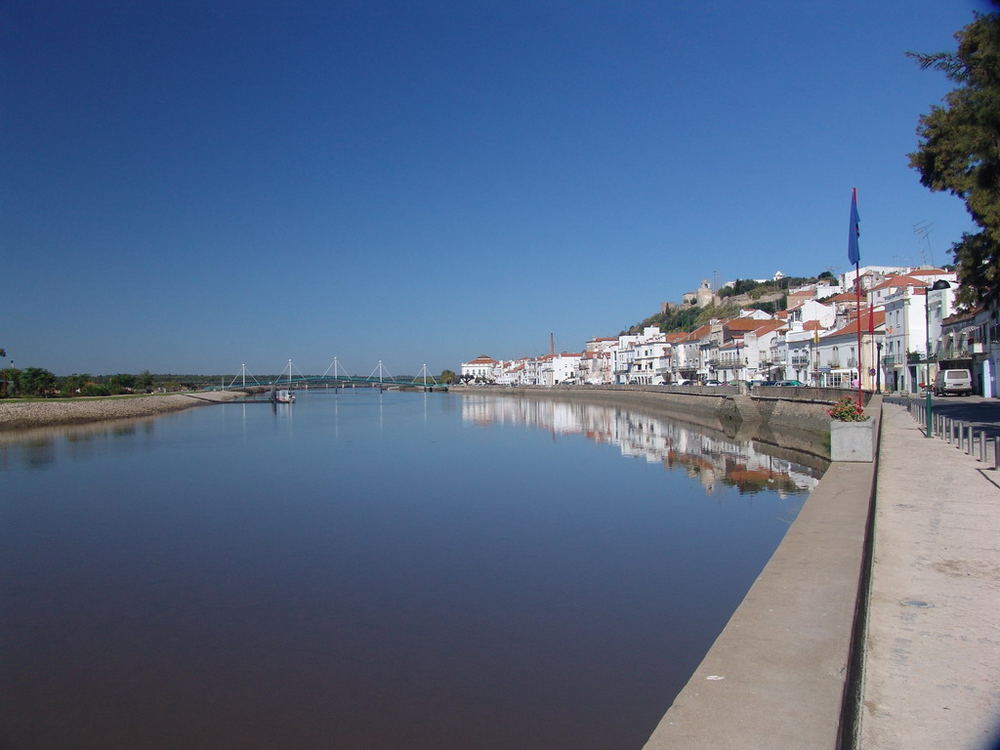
left=858, top=401, right=1000, bottom=749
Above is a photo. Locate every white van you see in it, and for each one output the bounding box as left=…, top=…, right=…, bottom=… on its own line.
left=933, top=368, right=973, bottom=396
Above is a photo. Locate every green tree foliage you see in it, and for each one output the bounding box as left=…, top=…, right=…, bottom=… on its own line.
left=908, top=10, right=1000, bottom=308
left=108, top=373, right=136, bottom=392
left=18, top=367, right=57, bottom=396
left=626, top=302, right=743, bottom=335
left=439, top=369, right=457, bottom=384
left=59, top=373, right=90, bottom=395
left=719, top=279, right=762, bottom=298
left=1, top=367, right=17, bottom=397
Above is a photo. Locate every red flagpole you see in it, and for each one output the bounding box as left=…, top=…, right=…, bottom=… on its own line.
left=855, top=261, right=863, bottom=407
left=868, top=302, right=876, bottom=393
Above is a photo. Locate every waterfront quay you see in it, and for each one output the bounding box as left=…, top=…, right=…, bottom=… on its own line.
left=857, top=399, right=1000, bottom=749
left=640, top=394, right=1000, bottom=749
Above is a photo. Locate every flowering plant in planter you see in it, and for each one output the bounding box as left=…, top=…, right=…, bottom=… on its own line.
left=828, top=397, right=869, bottom=422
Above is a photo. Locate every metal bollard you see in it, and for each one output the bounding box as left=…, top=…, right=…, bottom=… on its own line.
left=948, top=418, right=955, bottom=444
left=995, top=437, right=1000, bottom=470
left=979, top=431, right=987, bottom=462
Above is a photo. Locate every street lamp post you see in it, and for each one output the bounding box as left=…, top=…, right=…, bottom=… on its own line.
left=875, top=341, right=883, bottom=394
left=924, top=279, right=952, bottom=437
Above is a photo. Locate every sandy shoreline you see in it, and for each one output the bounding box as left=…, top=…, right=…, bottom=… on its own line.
left=0, top=390, right=248, bottom=431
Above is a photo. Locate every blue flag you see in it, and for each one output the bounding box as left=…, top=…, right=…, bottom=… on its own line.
left=848, top=188, right=860, bottom=265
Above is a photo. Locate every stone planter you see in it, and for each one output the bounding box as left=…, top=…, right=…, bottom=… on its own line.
left=830, top=419, right=874, bottom=462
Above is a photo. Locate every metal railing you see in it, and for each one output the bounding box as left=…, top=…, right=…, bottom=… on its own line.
left=893, top=396, right=1000, bottom=470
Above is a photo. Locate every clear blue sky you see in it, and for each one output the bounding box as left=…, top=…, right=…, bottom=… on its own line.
left=2, top=0, right=986, bottom=376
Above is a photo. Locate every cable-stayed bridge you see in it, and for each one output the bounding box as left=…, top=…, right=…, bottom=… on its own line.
left=218, top=358, right=448, bottom=391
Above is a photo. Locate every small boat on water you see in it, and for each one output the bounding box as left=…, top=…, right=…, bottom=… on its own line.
left=275, top=389, right=296, bottom=403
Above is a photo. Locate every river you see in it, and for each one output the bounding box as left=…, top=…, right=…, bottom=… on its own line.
left=1, top=389, right=821, bottom=749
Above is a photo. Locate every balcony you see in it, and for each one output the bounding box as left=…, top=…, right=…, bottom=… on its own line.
left=790, top=357, right=809, bottom=368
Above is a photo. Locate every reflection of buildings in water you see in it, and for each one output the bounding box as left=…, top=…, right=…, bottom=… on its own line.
left=461, top=395, right=819, bottom=496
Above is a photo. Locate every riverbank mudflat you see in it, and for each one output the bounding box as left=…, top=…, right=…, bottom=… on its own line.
left=0, top=391, right=247, bottom=431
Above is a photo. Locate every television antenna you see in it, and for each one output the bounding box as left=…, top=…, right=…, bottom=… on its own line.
left=913, top=221, right=935, bottom=266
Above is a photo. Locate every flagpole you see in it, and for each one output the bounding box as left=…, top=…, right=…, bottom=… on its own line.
left=868, top=302, right=876, bottom=394
left=855, top=260, right=863, bottom=407
left=848, top=187, right=863, bottom=408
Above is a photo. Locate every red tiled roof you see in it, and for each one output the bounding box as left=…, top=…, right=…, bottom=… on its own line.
left=748, top=320, right=787, bottom=336
left=823, top=311, right=886, bottom=338
left=725, top=318, right=772, bottom=331
left=827, top=292, right=859, bottom=303
left=868, top=275, right=924, bottom=291
left=686, top=325, right=712, bottom=341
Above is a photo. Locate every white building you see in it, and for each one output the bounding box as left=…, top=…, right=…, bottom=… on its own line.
left=461, top=355, right=500, bottom=383
left=630, top=339, right=672, bottom=384
left=814, top=312, right=885, bottom=390
left=543, top=352, right=581, bottom=385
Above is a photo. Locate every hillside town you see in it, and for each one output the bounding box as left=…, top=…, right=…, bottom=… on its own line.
left=462, top=267, right=1000, bottom=398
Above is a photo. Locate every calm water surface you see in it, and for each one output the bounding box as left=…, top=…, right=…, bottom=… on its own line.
left=1, top=390, right=820, bottom=750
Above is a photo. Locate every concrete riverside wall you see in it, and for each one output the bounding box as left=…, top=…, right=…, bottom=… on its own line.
left=643, top=396, right=882, bottom=749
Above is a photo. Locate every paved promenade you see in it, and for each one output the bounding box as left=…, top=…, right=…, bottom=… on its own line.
left=858, top=401, right=1000, bottom=749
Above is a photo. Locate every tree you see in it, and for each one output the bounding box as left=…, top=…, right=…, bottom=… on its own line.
left=18, top=367, right=57, bottom=396
left=0, top=367, right=16, bottom=397
left=108, top=373, right=136, bottom=393
left=60, top=373, right=89, bottom=395
left=439, top=369, right=457, bottom=384
left=908, top=9, right=1000, bottom=308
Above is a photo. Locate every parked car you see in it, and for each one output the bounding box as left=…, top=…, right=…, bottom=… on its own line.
left=775, top=380, right=804, bottom=387
left=933, top=368, right=973, bottom=396
left=703, top=379, right=722, bottom=386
